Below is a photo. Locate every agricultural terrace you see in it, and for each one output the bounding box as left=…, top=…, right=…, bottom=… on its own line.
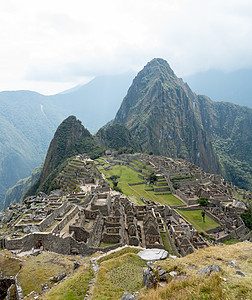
left=95, top=158, right=183, bottom=207
left=177, top=209, right=220, bottom=232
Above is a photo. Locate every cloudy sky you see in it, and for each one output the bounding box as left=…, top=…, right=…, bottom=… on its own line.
left=1, top=0, right=252, bottom=94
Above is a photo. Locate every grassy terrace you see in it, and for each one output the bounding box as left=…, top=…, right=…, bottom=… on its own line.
left=19, top=252, right=84, bottom=297
left=97, top=163, right=183, bottom=206
left=176, top=209, right=220, bottom=232
left=94, top=248, right=146, bottom=299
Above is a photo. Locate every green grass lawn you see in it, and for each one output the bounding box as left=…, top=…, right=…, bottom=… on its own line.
left=94, top=252, right=146, bottom=299
left=98, top=164, right=184, bottom=206
left=176, top=209, right=220, bottom=232
left=222, top=238, right=239, bottom=245
left=99, top=242, right=116, bottom=248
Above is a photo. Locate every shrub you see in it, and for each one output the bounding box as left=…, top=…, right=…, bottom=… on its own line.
left=197, top=197, right=209, bottom=206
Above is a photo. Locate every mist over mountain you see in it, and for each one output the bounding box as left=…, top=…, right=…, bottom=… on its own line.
left=51, top=72, right=135, bottom=133
left=184, top=69, right=252, bottom=108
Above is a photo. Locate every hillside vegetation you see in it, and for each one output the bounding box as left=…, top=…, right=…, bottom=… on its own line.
left=3, top=164, right=42, bottom=209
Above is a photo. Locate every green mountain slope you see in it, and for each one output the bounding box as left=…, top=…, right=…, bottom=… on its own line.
left=95, top=123, right=141, bottom=152
left=196, top=96, right=252, bottom=190
left=26, top=116, right=104, bottom=196
left=3, top=164, right=42, bottom=209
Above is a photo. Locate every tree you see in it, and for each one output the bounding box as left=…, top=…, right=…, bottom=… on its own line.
left=112, top=180, right=118, bottom=187
left=201, top=211, right=206, bottom=223
left=197, top=197, right=209, bottom=207
left=240, top=200, right=252, bottom=229
left=147, top=172, right=157, bottom=184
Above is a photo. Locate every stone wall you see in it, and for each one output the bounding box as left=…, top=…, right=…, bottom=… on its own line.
left=4, top=231, right=124, bottom=257
left=39, top=202, right=70, bottom=231
left=69, top=226, right=89, bottom=242
left=87, top=214, right=104, bottom=247
left=204, top=210, right=222, bottom=225
left=91, top=194, right=111, bottom=216
left=235, top=224, right=248, bottom=237
left=128, top=165, right=142, bottom=173
left=138, top=174, right=145, bottom=180
left=52, top=206, right=79, bottom=233
left=128, top=182, right=145, bottom=186
left=102, top=233, right=121, bottom=243
left=153, top=186, right=170, bottom=192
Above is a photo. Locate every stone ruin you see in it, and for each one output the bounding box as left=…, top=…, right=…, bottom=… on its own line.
left=0, top=153, right=250, bottom=258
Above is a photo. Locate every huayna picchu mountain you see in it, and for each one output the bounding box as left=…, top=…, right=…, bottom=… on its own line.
left=26, top=116, right=104, bottom=196
left=106, top=58, right=252, bottom=190
left=112, top=58, right=220, bottom=174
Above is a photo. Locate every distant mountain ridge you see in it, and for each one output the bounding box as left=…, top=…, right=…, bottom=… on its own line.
left=0, top=90, right=64, bottom=209
left=185, top=69, right=252, bottom=108
left=50, top=72, right=135, bottom=132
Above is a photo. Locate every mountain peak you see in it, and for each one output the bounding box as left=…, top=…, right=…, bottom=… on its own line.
left=144, top=58, right=175, bottom=77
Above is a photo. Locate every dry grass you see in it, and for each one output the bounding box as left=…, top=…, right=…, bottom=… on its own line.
left=18, top=252, right=84, bottom=296
left=139, top=273, right=226, bottom=300
left=139, top=242, right=252, bottom=300
left=0, top=250, right=22, bottom=276
left=41, top=263, right=93, bottom=300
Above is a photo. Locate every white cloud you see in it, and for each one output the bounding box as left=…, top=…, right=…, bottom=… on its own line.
left=0, top=0, right=252, bottom=94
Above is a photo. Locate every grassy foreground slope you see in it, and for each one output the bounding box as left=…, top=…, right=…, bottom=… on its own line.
left=139, top=242, right=252, bottom=300
left=1, top=243, right=251, bottom=299
left=41, top=265, right=94, bottom=300
left=18, top=252, right=84, bottom=297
